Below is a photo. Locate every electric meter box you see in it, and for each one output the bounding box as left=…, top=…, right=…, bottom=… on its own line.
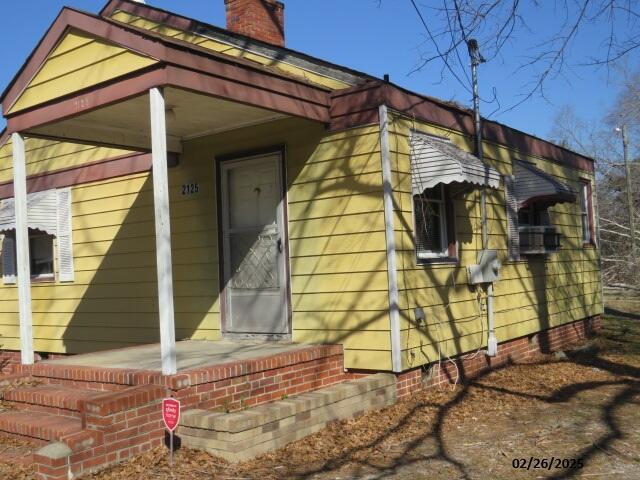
left=467, top=249, right=501, bottom=284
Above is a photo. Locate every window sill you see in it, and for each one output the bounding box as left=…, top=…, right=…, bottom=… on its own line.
left=417, top=257, right=459, bottom=265
left=582, top=242, right=597, bottom=248
left=31, top=275, right=55, bottom=284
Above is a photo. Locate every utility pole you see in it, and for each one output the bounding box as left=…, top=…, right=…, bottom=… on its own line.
left=467, top=39, right=497, bottom=358
left=621, top=125, right=636, bottom=256
left=467, top=38, right=487, bottom=249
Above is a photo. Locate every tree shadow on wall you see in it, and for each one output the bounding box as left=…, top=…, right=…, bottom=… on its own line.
left=59, top=174, right=218, bottom=355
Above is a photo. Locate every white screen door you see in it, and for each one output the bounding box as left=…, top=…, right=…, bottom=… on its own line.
left=220, top=153, right=288, bottom=336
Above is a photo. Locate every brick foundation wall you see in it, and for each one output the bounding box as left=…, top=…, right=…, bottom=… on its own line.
left=171, top=352, right=346, bottom=412
left=394, top=315, right=602, bottom=398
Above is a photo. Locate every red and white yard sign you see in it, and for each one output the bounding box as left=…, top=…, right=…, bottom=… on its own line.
left=162, top=398, right=181, bottom=432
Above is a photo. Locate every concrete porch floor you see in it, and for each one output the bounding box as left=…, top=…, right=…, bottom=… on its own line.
left=42, top=340, right=309, bottom=372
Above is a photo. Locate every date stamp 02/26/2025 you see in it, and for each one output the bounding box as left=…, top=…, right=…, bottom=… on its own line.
left=512, top=457, right=584, bottom=471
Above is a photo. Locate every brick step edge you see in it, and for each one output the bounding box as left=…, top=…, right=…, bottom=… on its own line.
left=181, top=373, right=394, bottom=433
left=0, top=411, right=101, bottom=452
left=2, top=385, right=105, bottom=413
left=12, top=364, right=161, bottom=389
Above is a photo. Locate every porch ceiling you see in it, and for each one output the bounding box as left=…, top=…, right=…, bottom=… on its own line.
left=25, top=87, right=288, bottom=153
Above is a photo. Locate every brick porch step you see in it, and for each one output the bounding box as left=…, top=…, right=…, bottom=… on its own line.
left=3, top=384, right=104, bottom=418
left=13, top=363, right=156, bottom=390
left=179, top=373, right=397, bottom=461
left=0, top=411, right=83, bottom=442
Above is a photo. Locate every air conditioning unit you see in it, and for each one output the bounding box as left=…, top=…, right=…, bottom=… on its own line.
left=519, top=225, right=561, bottom=255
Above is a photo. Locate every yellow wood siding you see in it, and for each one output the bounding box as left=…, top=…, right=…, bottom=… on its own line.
left=388, top=114, right=603, bottom=370
left=0, top=168, right=220, bottom=353
left=0, top=137, right=134, bottom=183
left=108, top=10, right=351, bottom=91
left=0, top=110, right=599, bottom=373
left=7, top=29, right=158, bottom=114
left=0, top=119, right=392, bottom=370
left=184, top=120, right=391, bottom=371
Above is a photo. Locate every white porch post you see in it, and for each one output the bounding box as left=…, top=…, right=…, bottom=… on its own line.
left=149, top=87, right=177, bottom=375
left=11, top=133, right=34, bottom=365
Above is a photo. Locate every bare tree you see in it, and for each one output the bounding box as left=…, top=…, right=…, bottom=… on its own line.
left=549, top=86, right=640, bottom=288
left=404, top=1, right=640, bottom=111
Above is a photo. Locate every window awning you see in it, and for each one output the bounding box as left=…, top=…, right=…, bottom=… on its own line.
left=0, top=190, right=58, bottom=236
left=513, top=160, right=577, bottom=208
left=410, top=132, right=501, bottom=194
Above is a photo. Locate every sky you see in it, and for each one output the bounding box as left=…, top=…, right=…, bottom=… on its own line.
left=0, top=0, right=637, bottom=141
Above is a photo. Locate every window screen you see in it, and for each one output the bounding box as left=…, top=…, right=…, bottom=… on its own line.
left=29, top=233, right=54, bottom=277
left=413, top=185, right=448, bottom=259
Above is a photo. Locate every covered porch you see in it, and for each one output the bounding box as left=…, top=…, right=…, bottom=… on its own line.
left=2, top=7, right=332, bottom=375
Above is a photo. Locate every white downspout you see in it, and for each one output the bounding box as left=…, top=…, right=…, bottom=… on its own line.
left=379, top=104, right=402, bottom=373
left=487, top=283, right=497, bottom=355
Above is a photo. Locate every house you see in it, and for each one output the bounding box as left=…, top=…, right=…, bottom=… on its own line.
left=0, top=0, right=602, bottom=477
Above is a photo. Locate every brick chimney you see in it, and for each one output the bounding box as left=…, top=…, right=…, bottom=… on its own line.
left=224, top=0, right=285, bottom=47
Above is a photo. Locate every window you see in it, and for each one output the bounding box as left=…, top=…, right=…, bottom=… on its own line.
left=515, top=203, right=561, bottom=255
left=29, top=232, right=55, bottom=279
left=518, top=204, right=550, bottom=226
left=0, top=187, right=74, bottom=285
left=4, top=230, right=55, bottom=281
left=413, top=184, right=455, bottom=261
left=580, top=181, right=593, bottom=244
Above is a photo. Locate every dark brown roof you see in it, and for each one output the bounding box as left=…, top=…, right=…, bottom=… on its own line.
left=100, top=0, right=373, bottom=87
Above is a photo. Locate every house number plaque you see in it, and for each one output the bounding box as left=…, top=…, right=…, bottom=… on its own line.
left=181, top=183, right=199, bottom=195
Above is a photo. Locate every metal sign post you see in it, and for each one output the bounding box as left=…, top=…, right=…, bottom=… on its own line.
left=162, top=398, right=181, bottom=467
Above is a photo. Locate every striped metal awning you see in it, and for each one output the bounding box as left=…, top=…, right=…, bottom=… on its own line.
left=410, top=132, right=501, bottom=194
left=513, top=160, right=576, bottom=208
left=0, top=189, right=58, bottom=235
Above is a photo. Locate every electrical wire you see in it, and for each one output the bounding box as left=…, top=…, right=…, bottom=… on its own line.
left=409, top=0, right=502, bottom=114
left=409, top=0, right=473, bottom=94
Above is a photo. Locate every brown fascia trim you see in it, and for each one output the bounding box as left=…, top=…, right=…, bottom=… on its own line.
left=1, top=7, right=330, bottom=120
left=0, top=7, right=164, bottom=113
left=330, top=82, right=595, bottom=173
left=90, top=10, right=332, bottom=104
left=6, top=62, right=329, bottom=134
left=6, top=67, right=167, bottom=133
left=0, top=152, right=156, bottom=200
left=164, top=65, right=327, bottom=119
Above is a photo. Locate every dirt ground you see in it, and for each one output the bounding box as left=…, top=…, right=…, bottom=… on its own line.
left=1, top=291, right=639, bottom=479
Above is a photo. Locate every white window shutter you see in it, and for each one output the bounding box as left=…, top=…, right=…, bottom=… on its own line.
left=56, top=188, right=75, bottom=282
left=2, top=234, right=16, bottom=284
left=504, top=175, right=520, bottom=261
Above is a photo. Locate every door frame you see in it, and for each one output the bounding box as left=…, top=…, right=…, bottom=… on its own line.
left=215, top=145, right=292, bottom=340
